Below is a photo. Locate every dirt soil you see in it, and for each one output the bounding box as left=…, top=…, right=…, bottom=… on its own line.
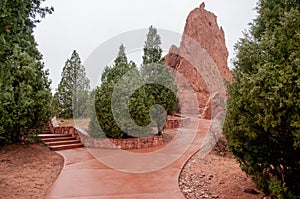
left=0, top=144, right=64, bottom=199
left=179, top=137, right=264, bottom=199
left=56, top=118, right=75, bottom=126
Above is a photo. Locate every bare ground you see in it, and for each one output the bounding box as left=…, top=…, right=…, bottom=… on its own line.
left=0, top=144, right=64, bottom=199
left=179, top=136, right=264, bottom=199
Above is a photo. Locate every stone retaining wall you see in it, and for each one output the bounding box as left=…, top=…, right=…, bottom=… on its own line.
left=76, top=127, right=164, bottom=150
left=165, top=116, right=191, bottom=129
left=49, top=117, right=81, bottom=141
left=50, top=115, right=190, bottom=150
left=49, top=117, right=164, bottom=150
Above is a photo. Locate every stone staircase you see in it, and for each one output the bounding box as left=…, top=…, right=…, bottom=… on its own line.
left=38, top=125, right=84, bottom=151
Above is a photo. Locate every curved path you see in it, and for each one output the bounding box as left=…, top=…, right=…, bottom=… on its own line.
left=46, top=118, right=211, bottom=199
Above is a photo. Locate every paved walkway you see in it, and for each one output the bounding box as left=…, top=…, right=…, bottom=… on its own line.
left=46, top=118, right=211, bottom=199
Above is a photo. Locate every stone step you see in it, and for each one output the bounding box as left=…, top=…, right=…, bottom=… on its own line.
left=45, top=139, right=81, bottom=146
left=49, top=143, right=84, bottom=151
left=38, top=127, right=84, bottom=151
left=38, top=134, right=72, bottom=139
left=40, top=136, right=75, bottom=142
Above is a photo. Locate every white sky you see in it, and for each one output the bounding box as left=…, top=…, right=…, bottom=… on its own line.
left=34, top=0, right=258, bottom=91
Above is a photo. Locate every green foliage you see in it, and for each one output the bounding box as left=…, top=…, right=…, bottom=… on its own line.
left=89, top=44, right=153, bottom=138
left=142, top=25, right=163, bottom=65
left=0, top=0, right=53, bottom=147
left=140, top=26, right=178, bottom=135
left=53, top=50, right=90, bottom=119
left=89, top=82, right=121, bottom=138
left=140, top=64, right=177, bottom=135
left=223, top=1, right=300, bottom=197
left=90, top=27, right=178, bottom=138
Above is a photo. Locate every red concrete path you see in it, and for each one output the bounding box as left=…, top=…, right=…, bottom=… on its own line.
left=46, top=118, right=211, bottom=199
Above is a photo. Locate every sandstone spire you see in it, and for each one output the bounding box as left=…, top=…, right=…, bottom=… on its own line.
left=165, top=3, right=231, bottom=117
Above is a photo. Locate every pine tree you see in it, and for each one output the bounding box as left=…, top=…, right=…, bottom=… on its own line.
left=53, top=50, right=90, bottom=119
left=223, top=1, right=300, bottom=197
left=140, top=26, right=178, bottom=135
left=0, top=0, right=53, bottom=146
left=89, top=44, right=152, bottom=138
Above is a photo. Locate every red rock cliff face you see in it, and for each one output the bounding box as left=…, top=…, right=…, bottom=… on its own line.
left=165, top=3, right=231, bottom=117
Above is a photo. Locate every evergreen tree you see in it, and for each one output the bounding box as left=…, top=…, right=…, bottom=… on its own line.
left=223, top=1, right=300, bottom=198
left=140, top=26, right=178, bottom=135
left=0, top=0, right=53, bottom=147
left=53, top=50, right=90, bottom=119
left=89, top=44, right=152, bottom=138
left=142, top=26, right=163, bottom=65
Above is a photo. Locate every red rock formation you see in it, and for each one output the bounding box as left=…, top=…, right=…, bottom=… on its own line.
left=165, top=2, right=232, bottom=118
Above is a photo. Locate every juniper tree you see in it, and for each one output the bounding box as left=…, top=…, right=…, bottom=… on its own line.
left=0, top=0, right=53, bottom=147
left=89, top=44, right=152, bottom=138
left=53, top=50, right=90, bottom=119
left=140, top=26, right=178, bottom=135
left=223, top=1, right=300, bottom=197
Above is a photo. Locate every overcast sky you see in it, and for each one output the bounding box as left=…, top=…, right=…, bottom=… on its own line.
left=34, top=0, right=258, bottom=91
